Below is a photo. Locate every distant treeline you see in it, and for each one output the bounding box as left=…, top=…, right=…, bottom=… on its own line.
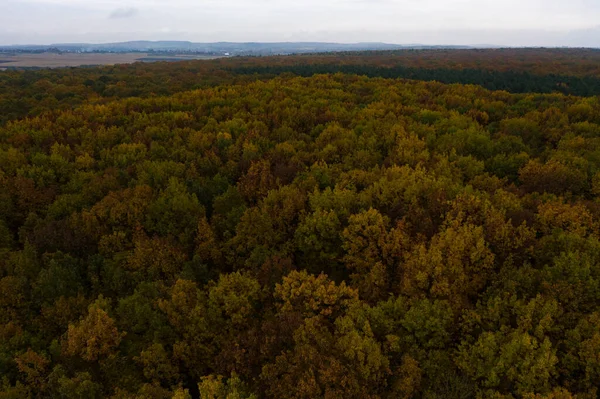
left=230, top=64, right=600, bottom=96
left=3, top=48, right=600, bottom=127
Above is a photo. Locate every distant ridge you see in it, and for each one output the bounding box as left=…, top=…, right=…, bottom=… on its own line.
left=0, top=41, right=475, bottom=55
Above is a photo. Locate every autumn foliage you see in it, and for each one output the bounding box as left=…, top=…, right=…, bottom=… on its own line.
left=1, top=50, right=600, bottom=398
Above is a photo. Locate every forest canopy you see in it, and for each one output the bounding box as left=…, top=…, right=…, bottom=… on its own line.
left=1, top=49, right=600, bottom=398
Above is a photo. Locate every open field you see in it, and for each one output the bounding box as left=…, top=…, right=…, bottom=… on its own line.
left=0, top=52, right=223, bottom=68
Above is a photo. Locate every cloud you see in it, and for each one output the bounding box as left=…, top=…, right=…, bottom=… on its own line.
left=109, top=7, right=138, bottom=19
left=2, top=0, right=600, bottom=46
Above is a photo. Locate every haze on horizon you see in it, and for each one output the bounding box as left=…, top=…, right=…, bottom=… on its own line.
left=2, top=0, right=600, bottom=47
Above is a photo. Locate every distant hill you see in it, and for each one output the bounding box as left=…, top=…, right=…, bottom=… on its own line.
left=0, top=41, right=475, bottom=55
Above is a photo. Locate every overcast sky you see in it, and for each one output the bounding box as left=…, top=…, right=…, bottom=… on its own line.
left=2, top=0, right=600, bottom=46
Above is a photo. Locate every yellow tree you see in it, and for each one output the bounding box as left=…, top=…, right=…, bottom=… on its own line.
left=64, top=297, right=125, bottom=362
left=398, top=219, right=495, bottom=309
